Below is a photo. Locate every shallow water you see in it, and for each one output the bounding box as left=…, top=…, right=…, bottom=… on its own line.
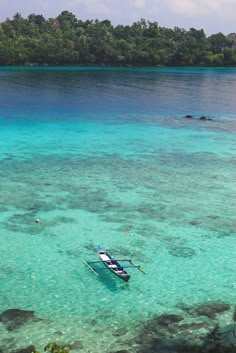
left=0, top=67, right=235, bottom=352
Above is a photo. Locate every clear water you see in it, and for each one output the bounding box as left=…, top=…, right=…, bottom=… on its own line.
left=0, top=67, right=235, bottom=352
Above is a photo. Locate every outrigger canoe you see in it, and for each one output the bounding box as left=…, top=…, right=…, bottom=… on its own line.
left=83, top=245, right=145, bottom=282
left=97, top=245, right=130, bottom=282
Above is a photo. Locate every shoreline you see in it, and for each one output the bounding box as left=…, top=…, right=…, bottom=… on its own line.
left=1, top=63, right=236, bottom=68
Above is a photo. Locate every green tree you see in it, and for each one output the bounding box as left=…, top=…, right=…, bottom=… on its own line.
left=209, top=32, right=230, bottom=53
left=0, top=13, right=235, bottom=66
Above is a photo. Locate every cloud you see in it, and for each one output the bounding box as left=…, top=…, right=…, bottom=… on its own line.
left=133, top=0, right=145, bottom=8
left=70, top=0, right=161, bottom=20
left=123, top=0, right=161, bottom=21
left=0, top=0, right=235, bottom=34
left=69, top=0, right=111, bottom=16
left=169, top=0, right=236, bottom=17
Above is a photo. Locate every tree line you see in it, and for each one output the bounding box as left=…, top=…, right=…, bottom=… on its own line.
left=0, top=11, right=236, bottom=66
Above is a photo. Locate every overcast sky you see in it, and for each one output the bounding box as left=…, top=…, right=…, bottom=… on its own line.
left=0, top=0, right=235, bottom=35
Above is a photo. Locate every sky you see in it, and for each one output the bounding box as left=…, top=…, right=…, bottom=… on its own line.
left=0, top=0, right=235, bottom=35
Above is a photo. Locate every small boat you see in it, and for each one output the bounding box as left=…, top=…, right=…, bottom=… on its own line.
left=83, top=245, right=145, bottom=282
left=97, top=245, right=130, bottom=282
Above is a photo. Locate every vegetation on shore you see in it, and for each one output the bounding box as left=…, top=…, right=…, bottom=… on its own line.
left=0, top=11, right=236, bottom=67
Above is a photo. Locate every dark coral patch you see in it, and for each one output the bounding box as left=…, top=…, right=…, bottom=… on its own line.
left=155, top=314, right=184, bottom=326
left=10, top=345, right=36, bottom=353
left=68, top=340, right=84, bottom=350
left=195, top=303, right=230, bottom=319
left=178, top=321, right=207, bottom=330
left=178, top=302, right=231, bottom=319
left=0, top=309, right=36, bottom=331
left=168, top=246, right=196, bottom=257
left=112, top=327, right=128, bottom=336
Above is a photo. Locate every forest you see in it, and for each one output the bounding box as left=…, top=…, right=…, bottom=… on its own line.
left=0, top=11, right=236, bottom=66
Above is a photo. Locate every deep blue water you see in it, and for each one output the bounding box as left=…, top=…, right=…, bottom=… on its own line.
left=1, top=66, right=236, bottom=119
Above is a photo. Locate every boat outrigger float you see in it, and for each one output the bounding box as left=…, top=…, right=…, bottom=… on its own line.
left=83, top=245, right=145, bottom=282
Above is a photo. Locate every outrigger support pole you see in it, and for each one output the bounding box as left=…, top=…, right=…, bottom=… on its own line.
left=116, top=258, right=146, bottom=274
left=83, top=260, right=99, bottom=276
left=128, top=260, right=146, bottom=274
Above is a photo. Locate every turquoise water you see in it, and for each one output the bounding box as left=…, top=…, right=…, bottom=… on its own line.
left=0, top=67, right=236, bottom=352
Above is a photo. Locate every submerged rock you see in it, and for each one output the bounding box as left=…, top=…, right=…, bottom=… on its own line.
left=69, top=340, right=84, bottom=350
left=130, top=305, right=235, bottom=353
left=143, top=313, right=184, bottom=334
left=134, top=332, right=155, bottom=345
left=53, top=331, right=64, bottom=336
left=178, top=302, right=230, bottom=319
left=178, top=321, right=207, bottom=330
left=0, top=309, right=36, bottom=331
left=184, top=115, right=214, bottom=121
left=199, top=116, right=213, bottom=121
left=10, top=345, right=36, bottom=353
left=156, top=314, right=184, bottom=326
left=195, top=303, right=230, bottom=319
left=112, top=327, right=128, bottom=336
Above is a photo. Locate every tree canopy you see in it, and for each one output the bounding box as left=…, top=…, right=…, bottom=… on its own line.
left=0, top=11, right=235, bottom=66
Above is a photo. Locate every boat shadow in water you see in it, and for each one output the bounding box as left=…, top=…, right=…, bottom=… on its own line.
left=95, top=265, right=129, bottom=293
